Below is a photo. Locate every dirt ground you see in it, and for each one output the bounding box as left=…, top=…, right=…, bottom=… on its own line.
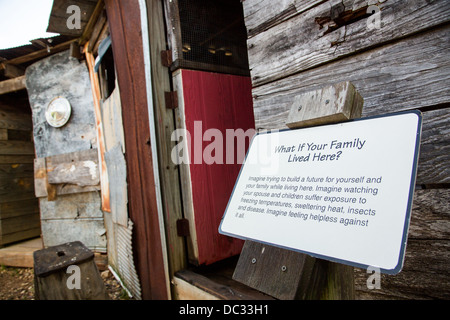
left=0, top=265, right=130, bottom=300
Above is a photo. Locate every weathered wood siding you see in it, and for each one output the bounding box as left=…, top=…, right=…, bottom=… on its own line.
left=0, top=108, right=39, bottom=246
left=242, top=0, right=450, bottom=299
left=26, top=50, right=106, bottom=252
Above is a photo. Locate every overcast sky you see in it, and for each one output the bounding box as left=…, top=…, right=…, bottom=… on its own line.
left=0, top=0, right=58, bottom=50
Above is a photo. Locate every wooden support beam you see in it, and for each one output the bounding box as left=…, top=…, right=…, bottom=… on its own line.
left=87, top=9, right=107, bottom=53
left=105, top=0, right=170, bottom=300
left=84, top=43, right=111, bottom=212
left=3, top=64, right=25, bottom=79
left=0, top=76, right=26, bottom=95
left=0, top=40, right=76, bottom=69
left=147, top=0, right=186, bottom=293
left=0, top=109, right=32, bottom=131
left=78, top=0, right=106, bottom=46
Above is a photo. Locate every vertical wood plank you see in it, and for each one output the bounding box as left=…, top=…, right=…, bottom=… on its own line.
left=105, top=0, right=169, bottom=300
left=233, top=241, right=316, bottom=300
left=84, top=45, right=111, bottom=213
left=147, top=0, right=186, bottom=289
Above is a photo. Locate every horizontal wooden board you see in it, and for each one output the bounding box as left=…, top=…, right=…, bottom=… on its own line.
left=0, top=140, right=34, bottom=155
left=47, top=160, right=100, bottom=186
left=0, top=163, right=34, bottom=178
left=0, top=198, right=39, bottom=219
left=418, top=109, right=450, bottom=184
left=172, top=275, right=221, bottom=300
left=249, top=27, right=450, bottom=185
left=0, top=176, right=34, bottom=197
left=0, top=109, right=32, bottom=131
left=286, top=81, right=363, bottom=128
left=0, top=227, right=41, bottom=247
left=244, top=0, right=326, bottom=37
left=409, top=189, right=450, bottom=240
left=0, top=237, right=43, bottom=267
left=0, top=192, right=36, bottom=204
left=34, top=149, right=101, bottom=198
left=0, top=155, right=34, bottom=164
left=0, top=213, right=40, bottom=235
left=251, top=25, right=450, bottom=130
left=354, top=187, right=449, bottom=299
left=6, top=129, right=32, bottom=141
left=247, top=0, right=450, bottom=87
left=354, top=240, right=450, bottom=299
left=0, top=76, right=26, bottom=95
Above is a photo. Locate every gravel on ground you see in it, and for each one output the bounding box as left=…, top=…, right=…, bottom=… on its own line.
left=0, top=265, right=130, bottom=300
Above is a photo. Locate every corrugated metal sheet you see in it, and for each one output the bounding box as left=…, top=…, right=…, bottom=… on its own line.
left=116, top=219, right=142, bottom=300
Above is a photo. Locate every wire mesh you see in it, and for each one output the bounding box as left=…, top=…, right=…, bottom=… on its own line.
left=177, top=0, right=249, bottom=74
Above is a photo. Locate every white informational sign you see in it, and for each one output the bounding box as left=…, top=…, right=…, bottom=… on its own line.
left=219, top=111, right=422, bottom=274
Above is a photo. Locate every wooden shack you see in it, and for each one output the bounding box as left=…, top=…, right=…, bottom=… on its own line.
left=0, top=37, right=75, bottom=248
left=19, top=0, right=448, bottom=300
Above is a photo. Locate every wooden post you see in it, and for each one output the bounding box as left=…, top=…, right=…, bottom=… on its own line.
left=33, top=241, right=109, bottom=300
left=233, top=81, right=363, bottom=300
left=105, top=0, right=170, bottom=299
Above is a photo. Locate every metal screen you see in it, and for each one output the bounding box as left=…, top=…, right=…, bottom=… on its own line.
left=176, top=0, right=249, bottom=75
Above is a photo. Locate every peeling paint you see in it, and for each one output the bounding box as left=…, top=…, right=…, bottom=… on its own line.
left=83, top=160, right=98, bottom=180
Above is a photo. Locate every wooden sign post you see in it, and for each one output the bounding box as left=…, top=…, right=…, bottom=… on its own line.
left=231, top=81, right=363, bottom=299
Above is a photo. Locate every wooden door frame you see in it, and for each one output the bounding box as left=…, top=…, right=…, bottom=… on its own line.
left=104, top=0, right=170, bottom=300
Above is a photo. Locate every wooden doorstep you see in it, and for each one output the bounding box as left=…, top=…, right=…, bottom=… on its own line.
left=0, top=237, right=43, bottom=268
left=172, top=257, right=275, bottom=300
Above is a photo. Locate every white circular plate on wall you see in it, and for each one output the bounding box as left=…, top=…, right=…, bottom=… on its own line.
left=45, top=97, right=72, bottom=128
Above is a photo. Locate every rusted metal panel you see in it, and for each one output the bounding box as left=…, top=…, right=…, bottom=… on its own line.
left=39, top=192, right=107, bottom=252
left=116, top=219, right=142, bottom=299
